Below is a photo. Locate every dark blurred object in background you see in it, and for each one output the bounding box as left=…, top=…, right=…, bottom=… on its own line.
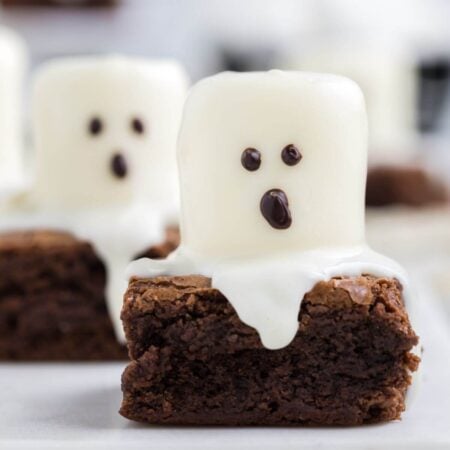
left=366, top=165, right=448, bottom=207
left=219, top=47, right=275, bottom=72
left=418, top=58, right=450, bottom=133
left=1, top=0, right=117, bottom=7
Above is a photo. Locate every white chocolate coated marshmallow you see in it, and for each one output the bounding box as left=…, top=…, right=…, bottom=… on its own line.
left=178, top=71, right=368, bottom=257
left=32, top=56, right=188, bottom=210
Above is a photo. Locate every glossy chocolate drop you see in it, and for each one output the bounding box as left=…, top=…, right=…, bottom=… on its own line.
left=131, top=117, right=145, bottom=135
left=88, top=117, right=103, bottom=136
left=110, top=153, right=128, bottom=179
left=281, top=144, right=302, bottom=166
left=241, top=147, right=261, bottom=171
left=260, top=189, right=292, bottom=229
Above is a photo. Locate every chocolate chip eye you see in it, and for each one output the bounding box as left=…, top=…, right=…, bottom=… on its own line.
left=281, top=144, right=302, bottom=166
left=241, top=147, right=261, bottom=171
left=88, top=117, right=103, bottom=136
left=131, top=117, right=145, bottom=135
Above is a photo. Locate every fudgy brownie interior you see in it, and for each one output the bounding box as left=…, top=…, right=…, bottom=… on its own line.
left=121, top=275, right=419, bottom=426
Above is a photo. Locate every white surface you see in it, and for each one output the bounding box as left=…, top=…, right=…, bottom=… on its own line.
left=0, top=283, right=449, bottom=450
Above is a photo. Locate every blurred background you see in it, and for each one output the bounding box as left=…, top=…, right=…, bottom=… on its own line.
left=1, top=0, right=450, bottom=130
left=1, top=0, right=450, bottom=318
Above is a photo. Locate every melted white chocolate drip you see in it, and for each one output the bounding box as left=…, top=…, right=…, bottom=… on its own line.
left=128, top=245, right=413, bottom=350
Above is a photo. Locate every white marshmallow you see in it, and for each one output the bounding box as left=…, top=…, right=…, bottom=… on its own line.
left=289, top=42, right=417, bottom=163
left=32, top=55, right=188, bottom=210
left=0, top=27, right=27, bottom=190
left=178, top=70, right=368, bottom=258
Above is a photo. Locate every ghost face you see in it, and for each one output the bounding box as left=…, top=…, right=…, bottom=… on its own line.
left=178, top=71, right=368, bottom=259
left=241, top=144, right=302, bottom=229
left=33, top=58, right=187, bottom=209
left=84, top=113, right=145, bottom=181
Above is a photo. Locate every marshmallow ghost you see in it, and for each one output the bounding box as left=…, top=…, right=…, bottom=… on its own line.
left=292, top=43, right=417, bottom=164
left=32, top=56, right=188, bottom=211
left=0, top=27, right=27, bottom=191
left=129, top=70, right=411, bottom=349
left=178, top=70, right=367, bottom=258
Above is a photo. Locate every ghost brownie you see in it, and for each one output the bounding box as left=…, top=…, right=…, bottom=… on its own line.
left=0, top=55, right=187, bottom=360
left=122, top=71, right=420, bottom=425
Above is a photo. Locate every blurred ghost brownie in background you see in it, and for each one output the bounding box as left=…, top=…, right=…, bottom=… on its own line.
left=284, top=38, right=449, bottom=208
left=0, top=55, right=188, bottom=360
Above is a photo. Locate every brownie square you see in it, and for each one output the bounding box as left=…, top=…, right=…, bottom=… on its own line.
left=0, top=230, right=126, bottom=360
left=120, top=275, right=419, bottom=426
left=0, top=226, right=179, bottom=361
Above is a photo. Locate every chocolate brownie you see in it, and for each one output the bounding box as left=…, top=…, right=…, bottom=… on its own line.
left=0, top=228, right=179, bottom=361
left=366, top=165, right=448, bottom=207
left=120, top=275, right=419, bottom=426
left=135, top=226, right=180, bottom=260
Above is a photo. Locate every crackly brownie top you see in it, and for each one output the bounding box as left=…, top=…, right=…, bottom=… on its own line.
left=126, top=274, right=408, bottom=316
left=123, top=274, right=418, bottom=361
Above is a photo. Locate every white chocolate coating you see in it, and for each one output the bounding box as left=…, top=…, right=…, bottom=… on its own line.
left=2, top=56, right=189, bottom=340
left=129, top=245, right=413, bottom=349
left=179, top=71, right=367, bottom=258
left=0, top=27, right=27, bottom=190
left=128, top=71, right=415, bottom=351
left=287, top=42, right=417, bottom=163
left=32, top=55, right=188, bottom=210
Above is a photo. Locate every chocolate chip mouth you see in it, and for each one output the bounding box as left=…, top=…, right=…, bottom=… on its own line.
left=260, top=189, right=292, bottom=230
left=110, top=153, right=128, bottom=179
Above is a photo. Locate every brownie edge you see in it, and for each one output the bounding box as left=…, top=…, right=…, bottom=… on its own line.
left=120, top=275, right=419, bottom=426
